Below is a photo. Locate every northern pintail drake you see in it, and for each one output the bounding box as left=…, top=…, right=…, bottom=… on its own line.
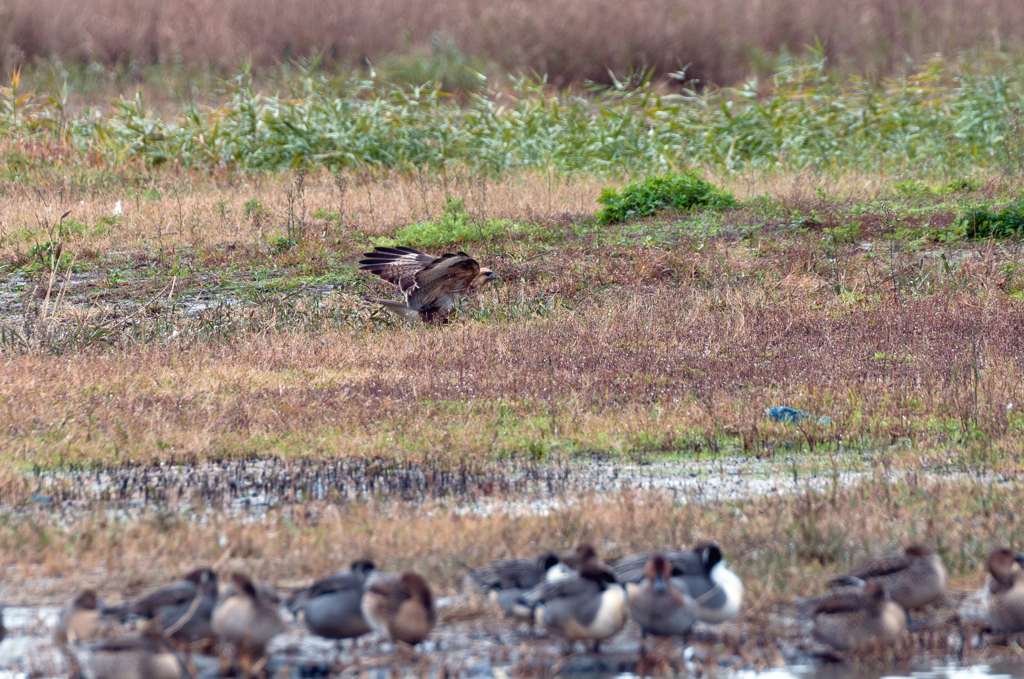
left=811, top=581, right=907, bottom=651
left=361, top=571, right=436, bottom=645
left=124, top=567, right=218, bottom=642
left=984, top=548, right=1024, bottom=633
left=466, top=552, right=573, bottom=620
left=612, top=543, right=743, bottom=623
left=285, top=559, right=377, bottom=640
left=82, top=623, right=182, bottom=679
left=829, top=544, right=947, bottom=611
left=626, top=555, right=699, bottom=641
left=212, top=573, right=285, bottom=665
left=54, top=589, right=103, bottom=649
left=524, top=561, right=627, bottom=653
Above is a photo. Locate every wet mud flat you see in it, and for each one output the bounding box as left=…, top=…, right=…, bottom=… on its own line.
left=0, top=455, right=1009, bottom=678
left=8, top=453, right=895, bottom=518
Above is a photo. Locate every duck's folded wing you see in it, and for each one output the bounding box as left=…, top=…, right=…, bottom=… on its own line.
left=609, top=553, right=651, bottom=584
left=89, top=635, right=158, bottom=652
left=468, top=558, right=537, bottom=591
left=813, top=587, right=869, bottom=614
left=665, top=550, right=706, bottom=575
left=523, top=575, right=598, bottom=606
left=306, top=572, right=361, bottom=597
left=285, top=572, right=359, bottom=612
left=832, top=554, right=911, bottom=583
left=131, top=582, right=197, bottom=614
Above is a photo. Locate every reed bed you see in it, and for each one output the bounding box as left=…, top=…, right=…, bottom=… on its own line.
left=2, top=53, right=1024, bottom=177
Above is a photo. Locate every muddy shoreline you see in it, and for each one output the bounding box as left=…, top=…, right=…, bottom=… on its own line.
left=0, top=457, right=1017, bottom=678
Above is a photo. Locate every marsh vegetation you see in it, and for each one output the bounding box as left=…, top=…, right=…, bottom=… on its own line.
left=0, top=25, right=1024, bottom=674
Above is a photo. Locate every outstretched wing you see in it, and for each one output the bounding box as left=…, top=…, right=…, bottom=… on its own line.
left=359, top=247, right=436, bottom=294
left=408, top=252, right=480, bottom=312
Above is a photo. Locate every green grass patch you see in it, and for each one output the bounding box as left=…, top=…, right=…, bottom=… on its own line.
left=893, top=178, right=982, bottom=198
left=374, top=197, right=524, bottom=248
left=963, top=199, right=1024, bottom=239
left=596, top=172, right=737, bottom=225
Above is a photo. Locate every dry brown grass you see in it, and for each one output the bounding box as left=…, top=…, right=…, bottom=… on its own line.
left=2, top=0, right=1024, bottom=84
left=0, top=476, right=1018, bottom=612
left=0, top=170, right=1023, bottom=671
left=0, top=171, right=617, bottom=259
left=1, top=171, right=1022, bottom=470
left=0, top=290, right=1021, bottom=468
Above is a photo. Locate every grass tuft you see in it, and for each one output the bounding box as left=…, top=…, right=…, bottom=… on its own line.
left=963, top=199, right=1024, bottom=239
left=375, top=197, right=520, bottom=248
left=596, top=172, right=737, bottom=224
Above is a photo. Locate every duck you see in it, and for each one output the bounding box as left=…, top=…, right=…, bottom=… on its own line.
left=285, top=559, right=377, bottom=641
left=523, top=561, right=627, bottom=653
left=829, top=544, right=947, bottom=611
left=82, top=623, right=182, bottom=679
left=811, top=581, right=907, bottom=651
left=560, top=544, right=602, bottom=572
left=983, top=547, right=1024, bottom=633
left=612, top=543, right=743, bottom=623
left=361, top=571, right=436, bottom=645
left=212, top=572, right=285, bottom=668
left=626, top=555, right=699, bottom=644
left=466, top=552, right=573, bottom=620
left=54, top=589, right=103, bottom=649
left=122, top=568, right=218, bottom=642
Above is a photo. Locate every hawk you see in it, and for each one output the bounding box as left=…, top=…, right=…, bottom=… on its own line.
left=358, top=246, right=500, bottom=323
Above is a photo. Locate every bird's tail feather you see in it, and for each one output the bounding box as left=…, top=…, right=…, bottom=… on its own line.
left=364, top=297, right=420, bottom=322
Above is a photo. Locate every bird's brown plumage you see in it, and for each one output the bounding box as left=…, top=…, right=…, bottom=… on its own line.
left=359, top=247, right=499, bottom=323
left=361, top=571, right=436, bottom=645
left=985, top=548, right=1024, bottom=632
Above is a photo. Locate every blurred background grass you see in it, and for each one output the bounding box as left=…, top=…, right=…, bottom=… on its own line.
left=1, top=0, right=1023, bottom=87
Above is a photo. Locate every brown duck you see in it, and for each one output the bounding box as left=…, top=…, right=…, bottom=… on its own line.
left=829, top=544, right=947, bottom=611
left=811, top=581, right=907, bottom=651
left=360, top=572, right=436, bottom=645
left=984, top=548, right=1024, bottom=633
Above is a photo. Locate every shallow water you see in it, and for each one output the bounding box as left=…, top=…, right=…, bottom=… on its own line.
left=0, top=595, right=1013, bottom=679
left=734, top=664, right=1024, bottom=679
left=6, top=453, right=950, bottom=522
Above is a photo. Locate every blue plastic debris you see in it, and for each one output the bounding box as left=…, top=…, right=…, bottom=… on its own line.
left=765, top=406, right=832, bottom=425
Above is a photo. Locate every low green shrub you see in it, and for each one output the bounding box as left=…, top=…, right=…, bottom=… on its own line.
left=894, top=177, right=981, bottom=198
left=375, top=198, right=519, bottom=249
left=963, top=200, right=1024, bottom=239
left=596, top=172, right=736, bottom=225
